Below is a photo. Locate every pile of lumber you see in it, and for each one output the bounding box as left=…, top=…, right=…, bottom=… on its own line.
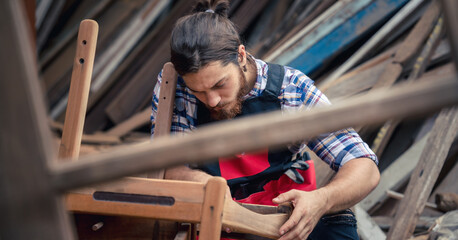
left=33, top=0, right=457, bottom=239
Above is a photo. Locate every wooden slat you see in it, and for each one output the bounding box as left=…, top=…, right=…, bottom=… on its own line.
left=67, top=177, right=205, bottom=223
left=320, top=0, right=424, bottom=88
left=106, top=107, right=151, bottom=137
left=387, top=107, right=458, bottom=239
left=371, top=1, right=440, bottom=90
left=58, top=20, right=98, bottom=161
left=199, top=177, right=226, bottom=240
left=371, top=16, right=444, bottom=156
left=147, top=62, right=178, bottom=179
left=0, top=0, right=75, bottom=238
left=51, top=71, right=458, bottom=191
left=360, top=133, right=430, bottom=212
left=103, top=1, right=193, bottom=124
left=222, top=197, right=288, bottom=239
left=354, top=205, right=386, bottom=240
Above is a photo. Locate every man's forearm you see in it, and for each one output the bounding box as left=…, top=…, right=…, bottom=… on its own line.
left=316, top=157, right=380, bottom=214
left=164, top=165, right=213, bottom=183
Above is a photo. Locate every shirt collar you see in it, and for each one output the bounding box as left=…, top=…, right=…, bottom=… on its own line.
left=243, top=56, right=268, bottom=100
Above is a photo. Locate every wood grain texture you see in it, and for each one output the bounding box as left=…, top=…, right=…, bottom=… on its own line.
left=199, top=177, right=226, bottom=240
left=148, top=62, right=178, bottom=179
left=58, top=20, right=98, bottom=161
left=0, top=0, right=75, bottom=238
left=67, top=177, right=205, bottom=223
left=222, top=198, right=288, bottom=239
left=387, top=107, right=458, bottom=239
left=51, top=72, right=458, bottom=191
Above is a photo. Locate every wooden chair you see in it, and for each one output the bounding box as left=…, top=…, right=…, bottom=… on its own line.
left=60, top=20, right=289, bottom=240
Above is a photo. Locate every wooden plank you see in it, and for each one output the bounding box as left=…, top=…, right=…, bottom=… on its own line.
left=319, top=0, right=424, bottom=89
left=387, top=107, right=458, bottom=240
left=44, top=0, right=147, bottom=118
left=354, top=205, right=386, bottom=240
left=278, top=0, right=409, bottom=75
left=265, top=0, right=355, bottom=63
left=153, top=63, right=178, bottom=137
left=39, top=0, right=112, bottom=69
left=58, top=20, right=98, bottom=161
left=0, top=0, right=75, bottom=238
left=199, top=177, right=226, bottom=240
left=386, top=190, right=438, bottom=210
left=371, top=15, right=444, bottom=156
left=67, top=177, right=206, bottom=223
left=83, top=0, right=194, bottom=132
left=261, top=0, right=336, bottom=59
left=91, top=0, right=169, bottom=92
left=222, top=197, right=288, bottom=239
left=371, top=1, right=440, bottom=90
left=105, top=107, right=151, bottom=137
left=51, top=71, right=458, bottom=191
left=360, top=133, right=429, bottom=212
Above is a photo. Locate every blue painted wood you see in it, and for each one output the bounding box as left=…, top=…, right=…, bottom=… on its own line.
left=285, top=0, right=409, bottom=76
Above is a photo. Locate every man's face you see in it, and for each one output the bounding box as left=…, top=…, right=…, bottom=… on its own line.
left=182, top=61, right=249, bottom=120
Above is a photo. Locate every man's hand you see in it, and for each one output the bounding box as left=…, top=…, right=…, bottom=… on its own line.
left=273, top=189, right=329, bottom=240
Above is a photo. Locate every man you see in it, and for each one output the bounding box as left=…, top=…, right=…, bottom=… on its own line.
left=151, top=1, right=380, bottom=239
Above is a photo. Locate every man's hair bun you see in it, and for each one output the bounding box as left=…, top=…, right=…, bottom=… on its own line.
left=192, top=0, right=230, bottom=18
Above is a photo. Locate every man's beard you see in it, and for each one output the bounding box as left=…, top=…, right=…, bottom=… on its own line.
left=209, top=67, right=249, bottom=120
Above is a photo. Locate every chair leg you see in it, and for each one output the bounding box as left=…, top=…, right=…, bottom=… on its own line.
left=199, top=177, right=227, bottom=240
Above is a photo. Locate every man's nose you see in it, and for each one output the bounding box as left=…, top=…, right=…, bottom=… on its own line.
left=206, top=91, right=221, bottom=108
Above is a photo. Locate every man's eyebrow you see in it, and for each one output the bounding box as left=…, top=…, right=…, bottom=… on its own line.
left=187, top=78, right=225, bottom=93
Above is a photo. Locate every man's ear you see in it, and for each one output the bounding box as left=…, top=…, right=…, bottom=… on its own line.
left=238, top=45, right=247, bottom=66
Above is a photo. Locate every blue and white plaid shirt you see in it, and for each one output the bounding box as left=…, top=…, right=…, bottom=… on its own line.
left=151, top=58, right=378, bottom=171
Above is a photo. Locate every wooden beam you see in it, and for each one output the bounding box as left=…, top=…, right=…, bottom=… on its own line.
left=387, top=107, right=458, bottom=239
left=199, top=177, right=226, bottom=240
left=51, top=71, right=458, bottom=191
left=0, top=0, right=75, bottom=238
left=371, top=15, right=444, bottom=157
left=58, top=20, right=98, bottom=161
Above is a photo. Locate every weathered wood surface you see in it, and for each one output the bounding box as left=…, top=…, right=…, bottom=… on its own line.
left=0, top=0, right=75, bottom=238
left=320, top=0, right=425, bottom=88
left=386, top=190, right=438, bottom=210
left=51, top=71, right=458, bottom=191
left=354, top=205, right=386, bottom=240
left=371, top=15, right=444, bottom=157
left=58, top=20, right=98, bottom=161
left=387, top=107, right=458, bottom=240
left=360, top=133, right=429, bottom=212
left=372, top=1, right=440, bottom=90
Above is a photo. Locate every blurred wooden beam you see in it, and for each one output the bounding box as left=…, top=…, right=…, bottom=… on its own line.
left=0, top=0, right=75, bottom=238
left=51, top=72, right=458, bottom=191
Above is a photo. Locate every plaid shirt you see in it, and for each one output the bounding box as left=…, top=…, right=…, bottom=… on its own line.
left=151, top=58, right=378, bottom=171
